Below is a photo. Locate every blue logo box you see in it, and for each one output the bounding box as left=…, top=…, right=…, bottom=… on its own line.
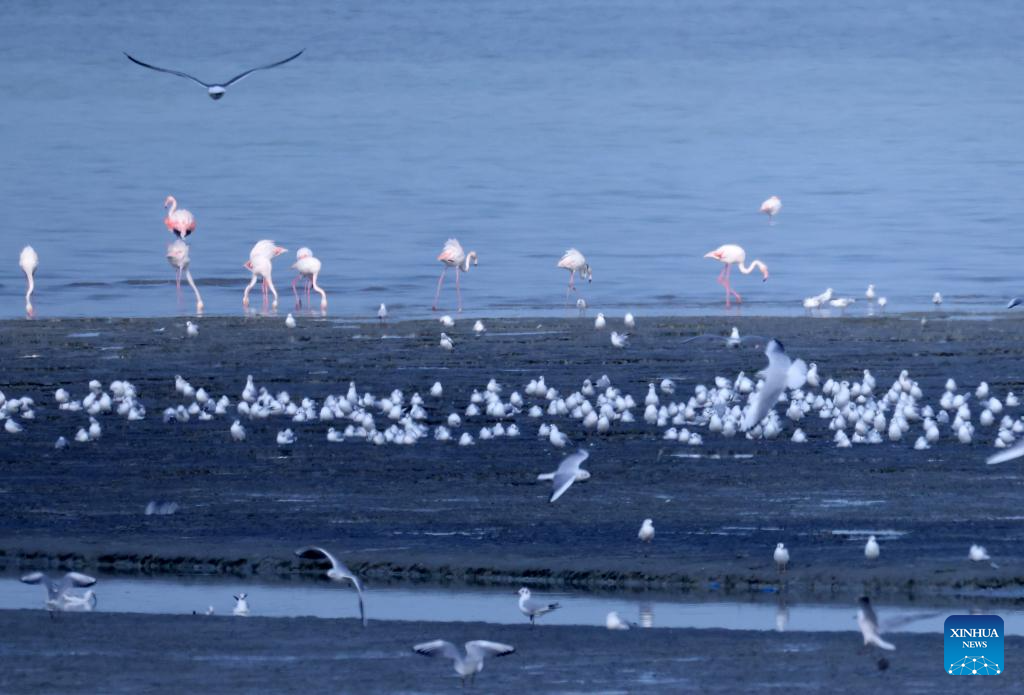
left=945, top=615, right=1003, bottom=675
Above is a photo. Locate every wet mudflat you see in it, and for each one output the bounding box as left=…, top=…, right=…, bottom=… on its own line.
left=3, top=610, right=1019, bottom=694
left=1, top=314, right=1024, bottom=601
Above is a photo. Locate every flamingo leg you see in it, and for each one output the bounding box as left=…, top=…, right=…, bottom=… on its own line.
left=266, top=274, right=279, bottom=308
left=455, top=268, right=462, bottom=313
left=176, top=266, right=182, bottom=295
left=292, top=274, right=302, bottom=306
left=726, top=265, right=742, bottom=304
left=565, top=270, right=575, bottom=307
left=184, top=268, right=204, bottom=313
left=243, top=273, right=258, bottom=306
left=715, top=266, right=729, bottom=307
left=433, top=267, right=447, bottom=311
left=305, top=277, right=312, bottom=308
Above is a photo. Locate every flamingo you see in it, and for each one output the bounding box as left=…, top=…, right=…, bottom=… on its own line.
left=19, top=245, right=38, bottom=317
left=166, top=240, right=204, bottom=312
left=704, top=244, right=768, bottom=307
left=433, top=238, right=478, bottom=312
left=163, top=195, right=196, bottom=238
left=291, top=247, right=327, bottom=310
left=760, top=195, right=782, bottom=224
left=243, top=240, right=287, bottom=308
left=557, top=248, right=592, bottom=304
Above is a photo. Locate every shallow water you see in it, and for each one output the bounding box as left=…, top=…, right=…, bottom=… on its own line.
left=1, top=1, right=1022, bottom=319
left=3, top=576, right=1021, bottom=634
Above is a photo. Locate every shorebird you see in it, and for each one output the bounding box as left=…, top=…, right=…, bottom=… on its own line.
left=294, top=546, right=367, bottom=626
left=743, top=340, right=807, bottom=430
left=760, top=195, right=782, bottom=223
left=186, top=320, right=199, bottom=337
left=378, top=303, right=388, bottom=322
left=704, top=244, right=768, bottom=307
left=233, top=593, right=250, bottom=616
left=638, top=518, right=655, bottom=544
left=19, top=245, right=38, bottom=317
left=865, top=284, right=876, bottom=302
left=440, top=333, right=454, bottom=351
left=243, top=241, right=287, bottom=308
left=433, top=238, right=478, bottom=312
left=285, top=313, right=296, bottom=328
left=473, top=320, right=485, bottom=334
left=291, top=247, right=327, bottom=310
left=546, top=448, right=589, bottom=502
left=865, top=535, right=880, bottom=561
left=594, top=313, right=606, bottom=329
left=230, top=420, right=246, bottom=441
left=933, top=292, right=943, bottom=306
left=606, top=611, right=635, bottom=630
left=20, top=571, right=97, bottom=606
left=517, top=587, right=560, bottom=625
left=163, top=195, right=195, bottom=238
left=857, top=597, right=895, bottom=650
left=167, top=240, right=204, bottom=312
left=624, top=313, right=636, bottom=329
left=557, top=248, right=592, bottom=304
left=773, top=543, right=790, bottom=573
left=610, top=331, right=629, bottom=348
left=413, top=640, right=515, bottom=687
left=124, top=50, right=304, bottom=100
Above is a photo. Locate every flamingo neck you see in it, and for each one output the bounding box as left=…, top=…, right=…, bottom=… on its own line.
left=738, top=260, right=764, bottom=275
left=461, top=251, right=477, bottom=272
left=166, top=196, right=177, bottom=216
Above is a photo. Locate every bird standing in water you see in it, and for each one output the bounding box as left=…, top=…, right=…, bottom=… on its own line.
left=166, top=239, right=204, bottom=313
left=433, top=238, right=478, bottom=312
left=163, top=196, right=196, bottom=238
left=760, top=195, right=782, bottom=223
left=19, top=245, right=38, bottom=317
left=557, top=248, right=592, bottom=305
left=291, top=247, right=327, bottom=310
left=704, top=244, right=769, bottom=308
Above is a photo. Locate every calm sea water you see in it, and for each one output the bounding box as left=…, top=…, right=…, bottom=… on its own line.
left=1, top=0, right=1022, bottom=319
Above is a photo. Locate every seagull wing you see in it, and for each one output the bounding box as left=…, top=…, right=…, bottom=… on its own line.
left=742, top=341, right=791, bottom=430
left=124, top=53, right=212, bottom=88
left=413, top=640, right=461, bottom=662
left=64, top=572, right=98, bottom=588
left=465, top=641, right=515, bottom=660
left=786, top=358, right=808, bottom=389
left=987, top=439, right=1024, bottom=465
left=295, top=546, right=366, bottom=626
left=222, top=49, right=304, bottom=87
left=19, top=572, right=46, bottom=585
left=550, top=449, right=588, bottom=503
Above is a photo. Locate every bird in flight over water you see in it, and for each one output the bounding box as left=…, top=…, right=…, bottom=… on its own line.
left=124, top=49, right=304, bottom=100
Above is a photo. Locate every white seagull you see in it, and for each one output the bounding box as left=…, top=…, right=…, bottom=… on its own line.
left=857, top=597, right=895, bottom=650
left=742, top=340, right=807, bottom=431
left=864, top=535, right=880, bottom=561
left=233, top=592, right=250, bottom=616
left=638, top=519, right=655, bottom=544
left=294, top=546, right=367, bottom=626
left=547, top=449, right=590, bottom=502
left=124, top=49, right=304, bottom=100
left=773, top=543, right=790, bottom=573
left=610, top=331, right=629, bottom=348
left=20, top=571, right=97, bottom=606
left=606, top=611, right=635, bottom=630
left=413, top=639, right=515, bottom=687
left=517, top=587, right=560, bottom=625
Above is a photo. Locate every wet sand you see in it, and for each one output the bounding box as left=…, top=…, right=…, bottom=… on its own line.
left=3, top=610, right=1018, bottom=694
left=2, top=315, right=1024, bottom=599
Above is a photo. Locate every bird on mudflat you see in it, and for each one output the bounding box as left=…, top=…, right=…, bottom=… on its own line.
left=413, top=639, right=515, bottom=687
left=124, top=50, right=304, bottom=100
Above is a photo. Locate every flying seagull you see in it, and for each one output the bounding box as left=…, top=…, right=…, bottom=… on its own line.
left=413, top=640, right=515, bottom=687
left=742, top=339, right=807, bottom=431
left=294, top=546, right=366, bottom=626
left=547, top=448, right=590, bottom=503
left=20, top=571, right=97, bottom=605
left=857, top=597, right=895, bottom=651
left=124, top=49, right=304, bottom=100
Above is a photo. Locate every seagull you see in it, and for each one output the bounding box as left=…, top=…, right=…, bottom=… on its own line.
left=378, top=303, right=388, bottom=321
left=517, top=587, right=560, bottom=625
left=536, top=466, right=590, bottom=483
left=233, top=593, right=250, bottom=616
left=20, top=571, right=97, bottom=605
left=857, top=597, right=895, bottom=650
left=864, top=535, right=880, bottom=561
left=230, top=420, right=246, bottom=442
left=610, top=331, right=629, bottom=348
left=773, top=543, right=790, bottom=573
left=546, top=448, right=590, bottom=502
left=866, top=284, right=876, bottom=302
left=413, top=640, right=515, bottom=687
left=742, top=340, right=808, bottom=431
left=968, top=543, right=998, bottom=568
left=294, top=546, right=366, bottom=626
left=440, top=315, right=455, bottom=328
left=440, top=333, right=454, bottom=351
left=606, top=611, right=636, bottom=630
left=124, top=49, right=304, bottom=100
left=594, top=313, right=606, bottom=330
left=186, top=320, right=199, bottom=337
left=638, top=519, right=655, bottom=544
left=760, top=195, right=782, bottom=223
left=624, top=313, right=636, bottom=329
left=285, top=313, right=296, bottom=328
left=473, top=320, right=486, bottom=334
left=933, top=292, right=943, bottom=306
left=681, top=326, right=764, bottom=349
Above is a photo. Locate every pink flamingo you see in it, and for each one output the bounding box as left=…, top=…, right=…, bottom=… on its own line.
left=164, top=195, right=196, bottom=238
left=704, top=244, right=769, bottom=307
left=557, top=248, right=592, bottom=304
left=19, top=245, right=38, bottom=317
left=433, top=239, right=478, bottom=312
left=291, top=247, right=327, bottom=310
left=759, top=195, right=782, bottom=224
left=166, top=239, right=204, bottom=313
left=244, top=240, right=287, bottom=308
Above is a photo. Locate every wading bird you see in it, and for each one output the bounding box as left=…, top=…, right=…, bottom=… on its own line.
left=517, top=587, right=560, bottom=625
left=163, top=195, right=195, bottom=238
left=433, top=238, right=478, bottom=312
left=243, top=241, right=287, bottom=309
left=124, top=50, right=304, bottom=100
left=166, top=239, right=204, bottom=312
left=704, top=244, right=768, bottom=307
left=760, top=195, right=782, bottom=223
left=19, top=245, right=38, bottom=317
left=291, top=247, right=327, bottom=310
left=557, top=248, right=592, bottom=304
